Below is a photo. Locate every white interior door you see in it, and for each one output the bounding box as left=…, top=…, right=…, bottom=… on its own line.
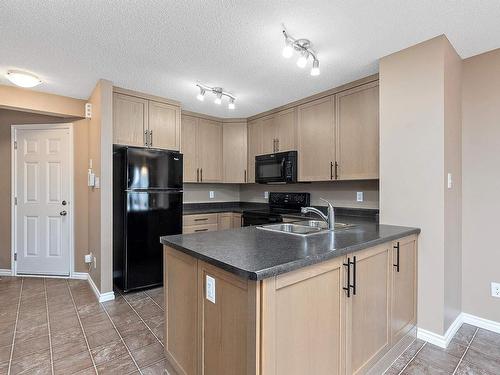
left=14, top=126, right=71, bottom=276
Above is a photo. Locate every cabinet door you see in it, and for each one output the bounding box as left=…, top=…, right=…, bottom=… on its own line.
left=345, top=244, right=391, bottom=375
left=391, top=236, right=417, bottom=343
left=217, top=213, right=233, bottom=231
left=261, top=115, right=277, bottom=154
left=261, top=258, right=345, bottom=375
left=247, top=119, right=263, bottom=183
left=297, top=96, right=335, bottom=181
left=335, top=82, right=379, bottom=180
left=164, top=247, right=198, bottom=375
left=181, top=115, right=198, bottom=183
left=113, top=93, right=147, bottom=146
left=223, top=122, right=248, bottom=183
left=197, top=119, right=223, bottom=182
left=275, top=108, right=296, bottom=152
left=148, top=100, right=181, bottom=151
left=232, top=213, right=242, bottom=228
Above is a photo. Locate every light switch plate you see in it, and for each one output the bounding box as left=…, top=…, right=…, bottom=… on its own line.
left=264, top=191, right=269, bottom=199
left=447, top=173, right=453, bottom=189
left=209, top=191, right=215, bottom=199
left=356, top=192, right=364, bottom=202
left=206, top=275, right=216, bottom=303
left=491, top=282, right=500, bottom=298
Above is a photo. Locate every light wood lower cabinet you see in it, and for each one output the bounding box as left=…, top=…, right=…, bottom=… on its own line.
left=164, top=234, right=417, bottom=375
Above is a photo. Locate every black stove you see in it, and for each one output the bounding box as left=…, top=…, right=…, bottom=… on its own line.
left=242, top=192, right=310, bottom=227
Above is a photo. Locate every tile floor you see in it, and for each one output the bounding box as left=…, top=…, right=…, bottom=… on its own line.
left=0, top=276, right=177, bottom=375
left=2, top=275, right=500, bottom=375
left=384, top=323, right=500, bottom=374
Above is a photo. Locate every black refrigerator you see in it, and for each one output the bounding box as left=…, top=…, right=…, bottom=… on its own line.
left=113, top=146, right=183, bottom=292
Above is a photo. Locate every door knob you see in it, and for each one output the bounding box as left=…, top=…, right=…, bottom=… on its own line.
left=62, top=200, right=67, bottom=206
left=60, top=211, right=67, bottom=216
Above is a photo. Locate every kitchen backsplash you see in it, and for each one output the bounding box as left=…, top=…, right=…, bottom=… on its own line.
left=184, top=180, right=379, bottom=208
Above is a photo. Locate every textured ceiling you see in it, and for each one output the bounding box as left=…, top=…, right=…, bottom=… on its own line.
left=1, top=0, right=500, bottom=118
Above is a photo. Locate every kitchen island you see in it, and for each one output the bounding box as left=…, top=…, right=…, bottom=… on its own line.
left=161, top=221, right=419, bottom=375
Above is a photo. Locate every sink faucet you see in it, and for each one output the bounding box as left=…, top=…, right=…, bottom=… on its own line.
left=301, top=198, right=335, bottom=230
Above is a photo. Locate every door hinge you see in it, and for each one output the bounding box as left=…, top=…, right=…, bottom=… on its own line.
left=13, top=141, right=17, bottom=150
left=14, top=253, right=17, bottom=261
left=14, top=197, right=17, bottom=205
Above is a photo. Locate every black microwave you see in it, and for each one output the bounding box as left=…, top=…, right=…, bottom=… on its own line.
left=255, top=151, right=297, bottom=184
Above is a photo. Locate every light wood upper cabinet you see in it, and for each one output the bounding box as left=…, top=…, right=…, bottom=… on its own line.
left=336, top=82, right=379, bottom=180
left=247, top=119, right=263, bottom=183
left=113, top=90, right=181, bottom=151
left=261, top=115, right=277, bottom=154
left=197, top=118, right=223, bottom=183
left=223, top=121, right=248, bottom=183
left=181, top=114, right=198, bottom=183
left=345, top=244, right=391, bottom=375
left=113, top=93, right=148, bottom=147
left=148, top=100, right=181, bottom=150
left=297, top=96, right=335, bottom=181
left=274, top=107, right=297, bottom=152
left=391, top=236, right=417, bottom=344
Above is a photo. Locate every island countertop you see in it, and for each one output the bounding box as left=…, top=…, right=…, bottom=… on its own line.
left=161, top=221, right=420, bottom=280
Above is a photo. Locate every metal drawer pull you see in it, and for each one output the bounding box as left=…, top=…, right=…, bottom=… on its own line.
left=393, top=242, right=400, bottom=272
left=343, top=257, right=351, bottom=298
left=195, top=228, right=208, bottom=232
left=194, top=218, right=209, bottom=221
left=351, top=256, right=356, bottom=295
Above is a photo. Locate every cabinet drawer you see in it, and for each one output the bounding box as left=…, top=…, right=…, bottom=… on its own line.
left=183, top=213, right=218, bottom=226
left=183, top=224, right=218, bottom=234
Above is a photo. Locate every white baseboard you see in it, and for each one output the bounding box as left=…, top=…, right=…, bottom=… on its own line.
left=462, top=312, right=500, bottom=335
left=417, top=313, right=463, bottom=348
left=0, top=269, right=13, bottom=276
left=72, top=272, right=115, bottom=303
left=418, top=312, right=500, bottom=348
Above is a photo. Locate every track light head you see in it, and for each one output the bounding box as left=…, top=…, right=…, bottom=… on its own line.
left=228, top=98, right=235, bottom=109
left=196, top=87, right=205, bottom=101
left=282, top=39, right=293, bottom=58
left=296, top=51, right=309, bottom=68
left=214, top=92, right=222, bottom=105
left=311, top=59, right=320, bottom=76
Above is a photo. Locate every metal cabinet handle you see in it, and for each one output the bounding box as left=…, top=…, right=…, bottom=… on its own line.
left=330, top=162, right=334, bottom=180
left=144, top=130, right=149, bottom=147
left=200, top=168, right=203, bottom=182
left=60, top=210, right=67, bottom=216
left=196, top=168, right=199, bottom=182
left=393, top=242, right=400, bottom=272
left=335, top=161, right=339, bottom=180
left=195, top=228, right=208, bottom=232
left=244, top=169, right=247, bottom=183
left=351, top=256, right=357, bottom=295
left=343, top=257, right=351, bottom=298
left=149, top=130, right=153, bottom=147
left=194, top=218, right=208, bottom=222
left=276, top=138, right=279, bottom=152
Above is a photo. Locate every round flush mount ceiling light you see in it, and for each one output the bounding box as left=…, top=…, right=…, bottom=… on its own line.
left=281, top=24, right=320, bottom=76
left=6, top=70, right=42, bottom=88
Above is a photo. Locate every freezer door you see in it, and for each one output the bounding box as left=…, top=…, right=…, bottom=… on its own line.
left=126, top=147, right=183, bottom=189
left=124, top=191, right=182, bottom=291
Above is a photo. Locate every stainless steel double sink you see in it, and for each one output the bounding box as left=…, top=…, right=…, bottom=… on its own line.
left=257, top=220, right=354, bottom=236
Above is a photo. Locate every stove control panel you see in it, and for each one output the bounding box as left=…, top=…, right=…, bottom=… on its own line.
left=269, top=192, right=310, bottom=209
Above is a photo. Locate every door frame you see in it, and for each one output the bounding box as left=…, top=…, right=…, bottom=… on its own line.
left=11, top=123, right=75, bottom=277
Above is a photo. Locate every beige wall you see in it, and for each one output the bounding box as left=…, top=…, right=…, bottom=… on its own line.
left=183, top=183, right=240, bottom=203
left=462, top=48, right=500, bottom=323
left=87, top=80, right=114, bottom=294
left=0, top=84, right=85, bottom=117
left=380, top=35, right=462, bottom=335
left=0, top=109, right=88, bottom=272
left=240, top=180, right=379, bottom=208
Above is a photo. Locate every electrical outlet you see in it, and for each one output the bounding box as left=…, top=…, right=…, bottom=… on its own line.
left=93, top=256, right=97, bottom=269
left=491, top=282, right=500, bottom=298
left=206, top=275, right=216, bottom=303
left=209, top=191, right=215, bottom=199
left=84, top=253, right=93, bottom=264
left=357, top=192, right=364, bottom=202
left=447, top=173, right=453, bottom=189
left=264, top=191, right=269, bottom=199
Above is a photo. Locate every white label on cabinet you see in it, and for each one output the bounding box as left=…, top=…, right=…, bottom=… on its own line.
left=206, top=275, right=216, bottom=303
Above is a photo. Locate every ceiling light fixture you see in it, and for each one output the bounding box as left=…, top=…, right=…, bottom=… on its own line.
left=281, top=24, right=320, bottom=76
left=6, top=70, right=42, bottom=88
left=195, top=83, right=236, bottom=109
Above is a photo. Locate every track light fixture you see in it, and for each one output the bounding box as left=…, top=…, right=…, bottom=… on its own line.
left=195, top=83, right=236, bottom=109
left=281, top=24, right=320, bottom=76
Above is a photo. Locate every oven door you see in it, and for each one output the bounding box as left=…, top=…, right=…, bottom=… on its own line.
left=255, top=155, right=286, bottom=183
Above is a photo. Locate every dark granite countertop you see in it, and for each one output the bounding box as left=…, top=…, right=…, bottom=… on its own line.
left=161, top=219, right=419, bottom=280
